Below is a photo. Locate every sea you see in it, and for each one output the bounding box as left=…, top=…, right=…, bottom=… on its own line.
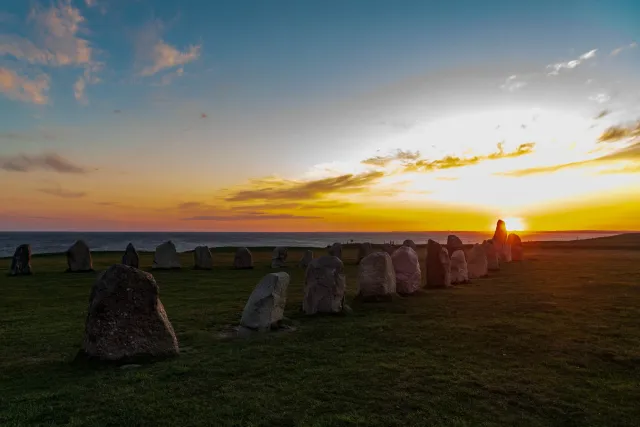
left=0, top=231, right=624, bottom=257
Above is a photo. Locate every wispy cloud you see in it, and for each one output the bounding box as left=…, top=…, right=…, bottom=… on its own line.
left=0, top=67, right=49, bottom=104
left=0, top=153, right=89, bottom=173
left=361, top=149, right=420, bottom=167
left=595, top=110, right=610, bottom=120
left=182, top=212, right=322, bottom=221
left=598, top=122, right=640, bottom=143
left=154, top=67, right=184, bottom=86
left=73, top=75, right=86, bottom=104
left=611, top=42, right=637, bottom=56
left=136, top=20, right=201, bottom=77
left=547, top=49, right=597, bottom=76
left=500, top=75, right=527, bottom=92
left=225, top=171, right=385, bottom=202
left=589, top=92, right=611, bottom=104
left=38, top=186, right=86, bottom=198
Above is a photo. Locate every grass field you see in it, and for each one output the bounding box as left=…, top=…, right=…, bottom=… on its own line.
left=1, top=242, right=640, bottom=426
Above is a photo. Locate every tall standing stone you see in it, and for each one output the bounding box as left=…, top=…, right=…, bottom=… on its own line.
left=9, top=244, right=32, bottom=276
left=483, top=240, right=500, bottom=271
left=234, top=247, right=253, bottom=269
left=450, top=250, right=469, bottom=284
left=357, top=252, right=396, bottom=301
left=328, top=242, right=342, bottom=260
left=152, top=241, right=181, bottom=270
left=271, top=247, right=288, bottom=268
left=391, top=246, right=421, bottom=295
left=240, top=272, right=289, bottom=331
left=425, top=239, right=451, bottom=288
left=508, top=233, right=523, bottom=261
left=357, top=242, right=373, bottom=264
left=466, top=244, right=488, bottom=279
left=193, top=246, right=213, bottom=270
left=302, top=256, right=347, bottom=315
left=122, top=243, right=139, bottom=268
left=79, top=264, right=179, bottom=363
left=492, top=219, right=511, bottom=263
left=447, top=235, right=464, bottom=254
left=66, top=240, right=93, bottom=272
left=402, top=239, right=417, bottom=251
left=299, top=250, right=313, bottom=269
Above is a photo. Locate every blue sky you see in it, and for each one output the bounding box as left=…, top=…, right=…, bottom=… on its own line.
left=1, top=0, right=639, bottom=231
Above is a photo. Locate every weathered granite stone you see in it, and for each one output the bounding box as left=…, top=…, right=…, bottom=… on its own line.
left=391, top=246, right=421, bottom=295
left=425, top=239, right=451, bottom=288
left=302, top=256, right=347, bottom=315
left=9, top=244, right=32, bottom=276
left=357, top=252, right=396, bottom=301
left=234, top=247, right=253, bottom=269
left=271, top=247, right=288, bottom=268
left=122, top=243, right=139, bottom=268
left=193, top=246, right=213, bottom=270
left=240, top=272, right=289, bottom=331
left=66, top=240, right=93, bottom=272
left=152, top=241, right=181, bottom=270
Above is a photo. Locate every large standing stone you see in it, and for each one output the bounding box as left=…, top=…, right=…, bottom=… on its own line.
left=450, top=250, right=469, bottom=284
left=328, top=242, right=342, bottom=260
left=240, top=272, right=289, bottom=331
left=402, top=239, right=417, bottom=251
left=9, top=244, right=32, bottom=276
left=357, top=242, right=373, bottom=264
left=466, top=244, right=488, bottom=279
left=302, top=256, right=347, bottom=315
left=193, top=246, right=213, bottom=270
left=234, top=247, right=253, bottom=269
left=492, top=219, right=511, bottom=262
left=447, top=235, right=464, bottom=254
left=357, top=252, right=396, bottom=301
left=425, top=239, right=451, bottom=288
left=152, top=241, right=181, bottom=270
left=483, top=240, right=500, bottom=271
left=122, top=243, right=139, bottom=268
left=391, top=246, right=421, bottom=295
left=79, top=264, right=179, bottom=362
left=508, top=233, right=523, bottom=261
left=271, top=247, right=288, bottom=268
left=66, top=240, right=93, bottom=272
left=299, top=250, right=313, bottom=269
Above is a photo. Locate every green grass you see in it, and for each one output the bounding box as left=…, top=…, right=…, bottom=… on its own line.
left=1, top=245, right=640, bottom=426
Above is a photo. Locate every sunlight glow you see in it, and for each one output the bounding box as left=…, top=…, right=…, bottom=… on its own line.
left=502, top=217, right=526, bottom=231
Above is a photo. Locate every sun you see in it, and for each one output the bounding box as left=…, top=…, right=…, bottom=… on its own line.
left=503, top=216, right=526, bottom=231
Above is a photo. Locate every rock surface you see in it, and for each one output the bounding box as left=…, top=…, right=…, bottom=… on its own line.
left=447, top=235, right=464, bottom=254
left=80, top=264, right=179, bottom=363
left=66, top=240, right=93, bottom=272
left=357, top=243, right=373, bottom=264
left=328, top=242, right=343, bottom=260
left=9, top=244, right=32, bottom=276
left=152, top=241, right=181, bottom=270
left=302, top=256, right=347, bottom=315
left=391, top=246, right=421, bottom=295
left=425, top=239, right=451, bottom=288
left=466, top=244, right=488, bottom=279
left=240, top=272, right=289, bottom=331
left=402, top=239, right=417, bottom=251
left=299, top=250, right=313, bottom=269
left=483, top=240, right=500, bottom=271
left=193, top=246, right=213, bottom=270
left=450, top=250, right=469, bottom=284
left=357, top=252, right=396, bottom=301
left=508, top=233, right=523, bottom=261
left=492, top=219, right=512, bottom=262
left=234, top=247, right=253, bottom=269
left=271, top=247, right=288, bottom=268
left=383, top=244, right=396, bottom=255
left=122, top=243, right=139, bottom=268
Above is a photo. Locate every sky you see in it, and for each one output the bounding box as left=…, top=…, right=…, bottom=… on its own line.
left=1, top=0, right=640, bottom=232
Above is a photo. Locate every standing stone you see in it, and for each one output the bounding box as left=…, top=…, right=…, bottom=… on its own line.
left=9, top=244, right=32, bottom=276
left=402, top=239, right=417, bottom=251
left=383, top=244, right=396, bottom=256
left=271, top=247, right=288, bottom=268
left=234, top=247, right=253, bottom=269
left=122, top=243, right=139, bottom=268
left=450, top=250, right=469, bottom=284
left=79, top=264, right=179, bottom=362
left=447, top=235, right=464, bottom=254
left=240, top=272, right=289, bottom=331
left=299, top=250, right=313, bottom=269
left=302, top=256, right=347, bottom=315
left=152, top=241, right=181, bottom=269
left=483, top=240, right=500, bottom=271
left=466, top=244, right=488, bottom=279
left=357, top=243, right=373, bottom=264
left=328, top=242, right=343, bottom=260
left=66, top=240, right=93, bottom=272
left=425, top=239, right=451, bottom=288
left=193, top=246, right=213, bottom=270
left=492, top=219, right=511, bottom=262
left=391, top=246, right=421, bottom=295
left=357, top=252, right=396, bottom=301
left=508, top=233, right=523, bottom=261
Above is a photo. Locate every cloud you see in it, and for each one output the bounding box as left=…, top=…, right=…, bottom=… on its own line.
left=182, top=212, right=322, bottom=221
left=136, top=21, right=201, bottom=77
left=611, top=42, right=637, bottom=56
left=598, top=122, right=640, bottom=143
left=225, top=171, right=385, bottom=202
left=595, top=110, right=610, bottom=120
left=547, top=49, right=597, bottom=76
left=589, top=92, right=611, bottom=104
left=0, top=153, right=88, bottom=173
left=403, top=142, right=536, bottom=172
left=178, top=201, right=207, bottom=210
left=0, top=67, right=49, bottom=104
left=154, top=67, right=184, bottom=86
left=500, top=75, right=527, bottom=92
left=38, top=186, right=86, bottom=198
left=73, top=75, right=86, bottom=104
left=361, top=149, right=420, bottom=167
left=84, top=0, right=97, bottom=7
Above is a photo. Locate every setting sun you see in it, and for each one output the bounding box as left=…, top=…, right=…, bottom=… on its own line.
left=503, top=217, right=527, bottom=231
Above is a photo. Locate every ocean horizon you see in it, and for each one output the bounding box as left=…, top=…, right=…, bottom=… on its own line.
left=0, top=230, right=630, bottom=257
